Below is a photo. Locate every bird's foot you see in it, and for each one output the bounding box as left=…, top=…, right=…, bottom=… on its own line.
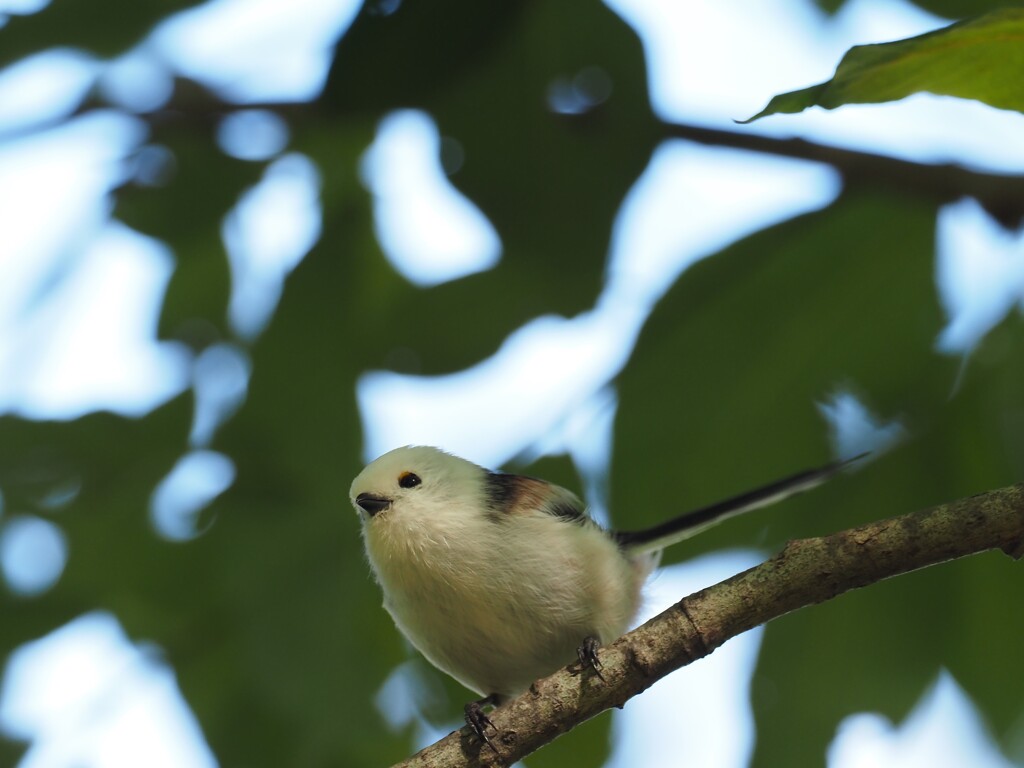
left=465, top=695, right=500, bottom=752
left=575, top=635, right=606, bottom=682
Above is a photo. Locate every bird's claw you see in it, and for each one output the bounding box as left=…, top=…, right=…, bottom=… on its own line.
left=465, top=699, right=499, bottom=752
left=575, top=635, right=606, bottom=682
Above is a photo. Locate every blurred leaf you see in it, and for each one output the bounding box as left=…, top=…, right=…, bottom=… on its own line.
left=116, top=125, right=263, bottom=343
left=4, top=0, right=1024, bottom=764
left=0, top=0, right=203, bottom=64
left=0, top=400, right=192, bottom=649
left=752, top=316, right=1024, bottom=766
left=530, top=709, right=614, bottom=768
left=611, top=186, right=1024, bottom=764
left=305, top=0, right=658, bottom=373
left=814, top=0, right=1022, bottom=18
left=611, top=187, right=949, bottom=546
left=907, top=0, right=1024, bottom=19
left=193, top=237, right=407, bottom=765
left=0, top=736, right=26, bottom=767
left=744, top=9, right=1024, bottom=122
left=323, top=0, right=527, bottom=113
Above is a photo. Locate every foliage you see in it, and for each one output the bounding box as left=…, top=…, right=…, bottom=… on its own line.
left=1, top=1, right=1023, bottom=767
left=745, top=8, right=1024, bottom=122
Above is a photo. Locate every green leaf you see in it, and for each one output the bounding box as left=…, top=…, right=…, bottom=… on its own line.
left=814, top=0, right=1022, bottom=20
left=744, top=8, right=1024, bottom=122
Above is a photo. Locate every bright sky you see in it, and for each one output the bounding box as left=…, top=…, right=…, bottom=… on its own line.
left=1, top=0, right=1023, bottom=765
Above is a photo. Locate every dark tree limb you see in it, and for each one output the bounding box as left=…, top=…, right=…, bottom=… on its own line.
left=659, top=122, right=1024, bottom=228
left=13, top=79, right=1024, bottom=225
left=392, top=484, right=1024, bottom=767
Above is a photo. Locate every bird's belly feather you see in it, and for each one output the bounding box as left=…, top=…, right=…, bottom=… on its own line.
left=368, top=516, right=640, bottom=697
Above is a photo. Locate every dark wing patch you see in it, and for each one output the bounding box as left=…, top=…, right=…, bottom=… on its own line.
left=546, top=498, right=586, bottom=523
left=484, top=472, right=587, bottom=523
left=484, top=472, right=520, bottom=516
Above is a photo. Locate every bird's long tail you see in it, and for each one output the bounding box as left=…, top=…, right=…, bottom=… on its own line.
left=613, top=453, right=867, bottom=555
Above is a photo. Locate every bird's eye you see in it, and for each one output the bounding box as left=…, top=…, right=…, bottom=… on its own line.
left=398, top=472, right=421, bottom=489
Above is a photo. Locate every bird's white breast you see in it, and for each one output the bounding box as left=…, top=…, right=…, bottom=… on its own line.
left=363, top=501, right=643, bottom=697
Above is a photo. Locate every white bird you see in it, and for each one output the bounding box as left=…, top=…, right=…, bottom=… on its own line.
left=350, top=445, right=859, bottom=744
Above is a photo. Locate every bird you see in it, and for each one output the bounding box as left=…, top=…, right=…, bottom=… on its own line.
left=349, top=445, right=860, bottom=746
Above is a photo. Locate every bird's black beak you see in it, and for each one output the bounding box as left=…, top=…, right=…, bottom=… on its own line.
left=356, top=493, right=392, bottom=517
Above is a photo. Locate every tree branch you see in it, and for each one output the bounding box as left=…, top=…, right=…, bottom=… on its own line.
left=14, top=83, right=1024, bottom=225
left=393, top=483, right=1024, bottom=767
left=659, top=122, right=1024, bottom=228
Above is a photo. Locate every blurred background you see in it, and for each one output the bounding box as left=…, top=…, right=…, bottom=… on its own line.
left=1, top=0, right=1023, bottom=766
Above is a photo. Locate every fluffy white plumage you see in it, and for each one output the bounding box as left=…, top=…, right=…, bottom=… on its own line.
left=350, top=445, right=858, bottom=702
left=350, top=446, right=652, bottom=698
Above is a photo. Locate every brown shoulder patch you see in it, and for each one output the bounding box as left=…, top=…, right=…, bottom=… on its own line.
left=483, top=472, right=585, bottom=522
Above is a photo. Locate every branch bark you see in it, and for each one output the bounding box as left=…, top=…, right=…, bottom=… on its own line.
left=658, top=122, right=1024, bottom=228
left=393, top=483, right=1024, bottom=768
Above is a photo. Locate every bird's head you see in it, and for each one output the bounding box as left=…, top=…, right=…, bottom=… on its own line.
left=349, top=445, right=487, bottom=524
